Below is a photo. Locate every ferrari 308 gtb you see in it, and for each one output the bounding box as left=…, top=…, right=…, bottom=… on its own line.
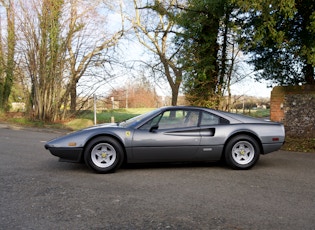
left=45, top=106, right=285, bottom=173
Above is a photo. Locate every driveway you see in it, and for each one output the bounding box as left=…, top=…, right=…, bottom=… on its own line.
left=1, top=125, right=315, bottom=229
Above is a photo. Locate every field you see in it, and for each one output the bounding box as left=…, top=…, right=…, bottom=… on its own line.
left=78, top=108, right=154, bottom=124
left=1, top=108, right=268, bottom=130
left=64, top=108, right=154, bottom=130
left=0, top=108, right=155, bottom=130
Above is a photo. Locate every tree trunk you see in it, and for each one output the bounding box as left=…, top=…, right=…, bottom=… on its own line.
left=171, top=86, right=179, bottom=106
left=304, top=64, right=315, bottom=85
left=217, top=8, right=230, bottom=109
left=70, top=79, right=77, bottom=112
left=1, top=0, right=15, bottom=111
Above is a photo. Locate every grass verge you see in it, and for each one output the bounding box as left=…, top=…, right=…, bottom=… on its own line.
left=77, top=108, right=153, bottom=124
left=281, top=137, right=315, bottom=153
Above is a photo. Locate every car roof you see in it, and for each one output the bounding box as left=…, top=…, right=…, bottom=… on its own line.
left=159, top=106, right=273, bottom=124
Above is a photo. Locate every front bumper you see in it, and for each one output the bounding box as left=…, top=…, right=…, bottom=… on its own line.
left=45, top=145, right=83, bottom=163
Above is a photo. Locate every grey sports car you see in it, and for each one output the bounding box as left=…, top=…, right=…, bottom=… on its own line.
left=45, top=106, right=285, bottom=173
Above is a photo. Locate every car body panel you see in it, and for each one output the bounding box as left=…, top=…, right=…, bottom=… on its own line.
left=45, top=106, right=285, bottom=167
left=130, top=127, right=201, bottom=162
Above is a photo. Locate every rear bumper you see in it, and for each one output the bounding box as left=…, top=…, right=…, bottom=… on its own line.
left=262, top=142, right=284, bottom=154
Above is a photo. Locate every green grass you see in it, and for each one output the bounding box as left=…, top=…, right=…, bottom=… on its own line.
left=6, top=117, right=46, bottom=127
left=1, top=108, right=270, bottom=131
left=7, top=117, right=67, bottom=129
left=65, top=108, right=154, bottom=130
left=78, top=108, right=154, bottom=124
left=64, top=119, right=94, bottom=130
left=0, top=108, right=155, bottom=131
left=250, top=109, right=270, bottom=118
left=236, top=109, right=270, bottom=118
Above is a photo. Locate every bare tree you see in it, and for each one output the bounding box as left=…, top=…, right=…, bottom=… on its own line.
left=61, top=0, right=124, bottom=117
left=131, top=0, right=183, bottom=106
left=15, top=0, right=123, bottom=121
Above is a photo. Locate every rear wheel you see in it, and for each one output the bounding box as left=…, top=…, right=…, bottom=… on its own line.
left=224, top=135, right=260, bottom=169
left=84, top=137, right=124, bottom=173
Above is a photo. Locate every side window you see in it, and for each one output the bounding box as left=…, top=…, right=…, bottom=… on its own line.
left=200, top=112, right=229, bottom=126
left=139, top=113, right=162, bottom=130
left=183, top=111, right=200, bottom=127
left=140, top=109, right=201, bottom=130
left=158, top=110, right=188, bottom=129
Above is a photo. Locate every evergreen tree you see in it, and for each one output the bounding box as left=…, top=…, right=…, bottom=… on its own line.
left=0, top=0, right=15, bottom=111
left=176, top=0, right=232, bottom=108
left=237, top=0, right=315, bottom=85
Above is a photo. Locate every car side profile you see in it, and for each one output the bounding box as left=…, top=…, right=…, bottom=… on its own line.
left=45, top=106, right=285, bottom=173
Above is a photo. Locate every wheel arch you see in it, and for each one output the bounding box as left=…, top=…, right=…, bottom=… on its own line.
left=223, top=131, right=263, bottom=156
left=80, top=134, right=127, bottom=162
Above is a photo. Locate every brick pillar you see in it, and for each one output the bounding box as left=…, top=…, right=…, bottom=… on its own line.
left=270, top=86, right=285, bottom=122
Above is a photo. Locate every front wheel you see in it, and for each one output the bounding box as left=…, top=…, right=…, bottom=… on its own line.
left=84, top=137, right=124, bottom=173
left=224, top=135, right=260, bottom=170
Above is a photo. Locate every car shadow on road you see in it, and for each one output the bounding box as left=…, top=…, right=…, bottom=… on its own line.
left=44, top=157, right=284, bottom=174
left=44, top=158, right=230, bottom=173
left=121, top=161, right=228, bottom=171
left=44, top=158, right=278, bottom=174
left=43, top=159, right=90, bottom=173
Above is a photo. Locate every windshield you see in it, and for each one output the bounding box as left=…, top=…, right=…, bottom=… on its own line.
left=118, top=109, right=158, bottom=127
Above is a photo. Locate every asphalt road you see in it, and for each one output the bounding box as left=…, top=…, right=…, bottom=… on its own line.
left=1, top=125, right=315, bottom=230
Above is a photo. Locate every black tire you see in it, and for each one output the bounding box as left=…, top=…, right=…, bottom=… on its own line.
left=224, top=135, right=260, bottom=170
left=84, top=136, right=124, bottom=173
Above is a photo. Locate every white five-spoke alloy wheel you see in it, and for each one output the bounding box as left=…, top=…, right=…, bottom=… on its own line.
left=84, top=137, right=124, bottom=173
left=231, top=140, right=255, bottom=165
left=225, top=135, right=260, bottom=170
left=91, top=143, right=117, bottom=168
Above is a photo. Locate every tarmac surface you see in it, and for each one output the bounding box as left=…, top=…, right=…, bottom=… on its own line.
left=1, top=124, right=315, bottom=229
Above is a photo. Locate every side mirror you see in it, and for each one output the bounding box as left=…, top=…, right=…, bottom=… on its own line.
left=149, top=124, right=159, bottom=132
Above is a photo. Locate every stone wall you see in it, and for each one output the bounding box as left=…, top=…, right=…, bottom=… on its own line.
left=270, top=85, right=315, bottom=137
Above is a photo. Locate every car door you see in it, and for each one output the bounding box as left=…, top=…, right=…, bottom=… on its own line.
left=131, top=109, right=201, bottom=162
left=196, top=111, right=230, bottom=161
